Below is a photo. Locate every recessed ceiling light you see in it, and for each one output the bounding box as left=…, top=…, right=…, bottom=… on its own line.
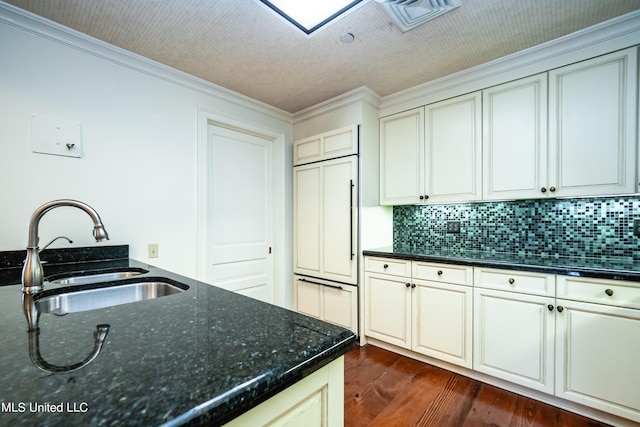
left=339, top=32, right=355, bottom=43
left=258, top=0, right=364, bottom=35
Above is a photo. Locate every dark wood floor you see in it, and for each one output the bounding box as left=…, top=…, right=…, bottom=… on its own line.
left=344, top=345, right=612, bottom=427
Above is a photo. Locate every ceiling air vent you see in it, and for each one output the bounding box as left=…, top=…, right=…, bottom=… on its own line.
left=375, top=0, right=461, bottom=33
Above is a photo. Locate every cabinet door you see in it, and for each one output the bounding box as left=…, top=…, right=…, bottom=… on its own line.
left=294, top=277, right=322, bottom=319
left=379, top=107, right=424, bottom=205
left=548, top=47, right=637, bottom=197
left=293, top=163, right=321, bottom=276
left=483, top=74, right=548, bottom=200
left=555, top=299, right=640, bottom=423
left=225, top=357, right=344, bottom=427
left=413, top=279, right=472, bottom=368
left=294, top=125, right=358, bottom=165
left=322, top=157, right=358, bottom=284
left=293, top=157, right=358, bottom=284
left=474, top=288, right=555, bottom=393
left=425, top=92, right=482, bottom=202
left=323, top=283, right=357, bottom=331
left=364, top=272, right=411, bottom=349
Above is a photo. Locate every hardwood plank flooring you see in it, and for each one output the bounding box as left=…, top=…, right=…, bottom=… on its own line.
left=344, top=345, right=612, bottom=427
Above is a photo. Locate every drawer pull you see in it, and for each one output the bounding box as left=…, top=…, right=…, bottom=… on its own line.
left=406, top=283, right=411, bottom=288
left=557, top=306, right=564, bottom=313
left=383, top=264, right=389, bottom=269
left=411, top=283, right=416, bottom=289
left=547, top=304, right=554, bottom=311
left=605, top=289, right=614, bottom=296
left=508, top=278, right=515, bottom=285
left=437, top=270, right=443, bottom=276
left=297, top=278, right=343, bottom=290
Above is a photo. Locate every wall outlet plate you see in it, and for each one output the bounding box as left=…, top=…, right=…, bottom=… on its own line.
left=446, top=220, right=461, bottom=233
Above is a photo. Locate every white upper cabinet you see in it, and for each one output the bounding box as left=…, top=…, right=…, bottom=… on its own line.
left=379, top=92, right=481, bottom=205
left=293, top=125, right=358, bottom=165
left=548, top=47, right=637, bottom=197
left=379, top=107, right=424, bottom=205
left=381, top=47, right=639, bottom=204
left=483, top=74, right=548, bottom=200
left=425, top=92, right=482, bottom=203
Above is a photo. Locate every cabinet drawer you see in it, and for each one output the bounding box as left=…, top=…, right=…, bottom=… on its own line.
left=557, top=275, right=640, bottom=310
left=365, top=257, right=411, bottom=277
left=412, top=261, right=472, bottom=286
left=293, top=125, right=358, bottom=165
left=474, top=267, right=555, bottom=296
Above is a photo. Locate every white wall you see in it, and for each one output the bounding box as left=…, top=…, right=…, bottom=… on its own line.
left=0, top=6, right=292, bottom=282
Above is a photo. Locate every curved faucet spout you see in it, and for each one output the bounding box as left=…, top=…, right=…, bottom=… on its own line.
left=22, top=199, right=109, bottom=294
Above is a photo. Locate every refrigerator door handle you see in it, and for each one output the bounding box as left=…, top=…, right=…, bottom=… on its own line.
left=297, top=277, right=343, bottom=290
left=350, top=179, right=354, bottom=260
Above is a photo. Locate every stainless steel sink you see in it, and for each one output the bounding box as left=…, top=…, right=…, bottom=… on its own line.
left=49, top=268, right=149, bottom=286
left=35, top=279, right=187, bottom=315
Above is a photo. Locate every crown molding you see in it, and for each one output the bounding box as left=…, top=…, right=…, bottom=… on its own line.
left=293, top=86, right=381, bottom=123
left=379, top=10, right=640, bottom=117
left=0, top=1, right=293, bottom=124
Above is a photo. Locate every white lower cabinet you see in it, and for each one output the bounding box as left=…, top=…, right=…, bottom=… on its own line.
left=555, top=276, right=640, bottom=423
left=473, top=268, right=556, bottom=393
left=475, top=269, right=640, bottom=423
left=364, top=257, right=473, bottom=368
left=473, top=287, right=555, bottom=393
left=413, top=278, right=473, bottom=368
left=364, top=271, right=412, bottom=348
left=224, top=357, right=344, bottom=427
left=364, top=259, right=640, bottom=423
left=294, top=275, right=358, bottom=333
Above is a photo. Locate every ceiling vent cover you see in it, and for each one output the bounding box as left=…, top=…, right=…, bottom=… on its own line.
left=375, top=0, right=461, bottom=33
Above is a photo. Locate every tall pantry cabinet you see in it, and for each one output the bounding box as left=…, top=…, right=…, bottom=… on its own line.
left=293, top=125, right=359, bottom=333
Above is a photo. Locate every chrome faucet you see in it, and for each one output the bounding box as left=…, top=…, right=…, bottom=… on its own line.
left=21, top=199, right=109, bottom=294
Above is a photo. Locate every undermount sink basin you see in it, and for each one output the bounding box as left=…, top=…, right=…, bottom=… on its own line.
left=49, top=268, right=149, bottom=286
left=35, top=279, right=188, bottom=315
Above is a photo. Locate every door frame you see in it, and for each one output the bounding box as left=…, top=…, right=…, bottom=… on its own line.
left=196, top=106, right=287, bottom=306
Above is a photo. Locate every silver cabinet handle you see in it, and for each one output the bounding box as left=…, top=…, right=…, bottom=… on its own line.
left=297, top=277, right=343, bottom=290
left=349, top=179, right=354, bottom=260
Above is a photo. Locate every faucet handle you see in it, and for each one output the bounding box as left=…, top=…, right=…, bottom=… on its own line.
left=39, top=236, right=73, bottom=253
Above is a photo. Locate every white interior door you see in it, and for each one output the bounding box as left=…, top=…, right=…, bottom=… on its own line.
left=207, top=124, right=273, bottom=302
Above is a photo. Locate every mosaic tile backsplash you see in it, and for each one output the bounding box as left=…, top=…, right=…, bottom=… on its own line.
left=393, top=196, right=640, bottom=262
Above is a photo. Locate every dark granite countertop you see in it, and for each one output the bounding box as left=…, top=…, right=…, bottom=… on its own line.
left=363, top=246, right=640, bottom=282
left=0, top=247, right=356, bottom=426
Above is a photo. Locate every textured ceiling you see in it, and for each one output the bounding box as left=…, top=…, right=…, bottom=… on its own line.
left=5, top=0, right=640, bottom=113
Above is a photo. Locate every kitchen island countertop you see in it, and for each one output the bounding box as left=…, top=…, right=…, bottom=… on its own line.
left=0, top=248, right=356, bottom=426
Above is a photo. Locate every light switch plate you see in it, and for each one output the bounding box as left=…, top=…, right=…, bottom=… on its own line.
left=148, top=243, right=159, bottom=258
left=31, top=115, right=82, bottom=158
